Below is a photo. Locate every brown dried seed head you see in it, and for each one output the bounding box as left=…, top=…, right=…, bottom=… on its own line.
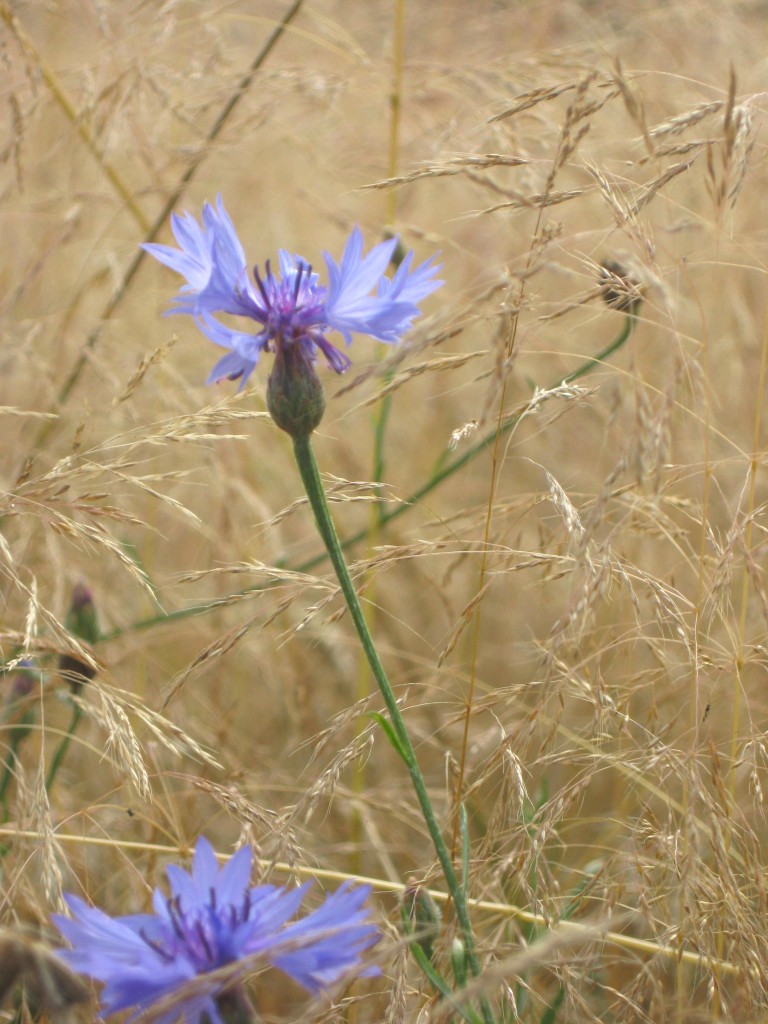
left=0, top=931, right=90, bottom=1019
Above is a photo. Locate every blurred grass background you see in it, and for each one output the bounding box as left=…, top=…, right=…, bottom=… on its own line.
left=2, top=0, right=768, bottom=1020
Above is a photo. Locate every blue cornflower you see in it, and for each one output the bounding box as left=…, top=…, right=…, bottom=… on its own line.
left=52, top=837, right=379, bottom=1024
left=142, top=196, right=442, bottom=389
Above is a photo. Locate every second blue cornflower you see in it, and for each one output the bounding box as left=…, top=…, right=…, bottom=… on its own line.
left=52, top=837, right=379, bottom=1024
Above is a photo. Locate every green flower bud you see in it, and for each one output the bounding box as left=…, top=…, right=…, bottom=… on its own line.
left=266, top=339, right=326, bottom=438
left=402, top=882, right=442, bottom=962
left=450, top=937, right=468, bottom=988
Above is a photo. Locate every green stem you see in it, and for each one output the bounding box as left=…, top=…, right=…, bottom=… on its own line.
left=0, top=716, right=32, bottom=804
left=372, top=392, right=393, bottom=524
left=46, top=702, right=82, bottom=791
left=563, top=311, right=635, bottom=384
left=215, top=986, right=259, bottom=1024
left=291, top=433, right=490, bottom=1012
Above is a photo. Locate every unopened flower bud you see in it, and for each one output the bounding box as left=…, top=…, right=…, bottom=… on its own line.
left=267, top=339, right=326, bottom=438
left=5, top=660, right=37, bottom=702
left=2, top=659, right=40, bottom=744
left=59, top=581, right=99, bottom=694
left=402, top=881, right=442, bottom=962
left=0, top=931, right=89, bottom=1017
left=450, top=937, right=468, bottom=987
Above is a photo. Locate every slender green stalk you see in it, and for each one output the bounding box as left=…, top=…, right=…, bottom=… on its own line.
left=372, top=391, right=394, bottom=519
left=0, top=715, right=33, bottom=803
left=291, top=433, right=491, bottom=1018
left=45, top=702, right=82, bottom=792
left=215, top=986, right=259, bottom=1024
left=0, top=661, right=41, bottom=807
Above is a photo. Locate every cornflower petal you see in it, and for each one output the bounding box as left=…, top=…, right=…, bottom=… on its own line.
left=322, top=229, right=398, bottom=342
left=144, top=213, right=211, bottom=289
left=213, top=843, right=254, bottom=905
left=206, top=351, right=258, bottom=387
left=190, top=834, right=225, bottom=892
left=325, top=229, right=398, bottom=307
left=198, top=199, right=262, bottom=319
left=196, top=312, right=267, bottom=387
left=143, top=196, right=259, bottom=320
left=381, top=250, right=444, bottom=305
left=53, top=897, right=199, bottom=1021
left=269, top=883, right=379, bottom=992
left=323, top=230, right=442, bottom=344
left=53, top=896, right=158, bottom=975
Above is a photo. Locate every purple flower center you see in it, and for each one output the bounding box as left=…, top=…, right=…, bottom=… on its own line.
left=254, top=261, right=326, bottom=348
left=141, top=890, right=252, bottom=971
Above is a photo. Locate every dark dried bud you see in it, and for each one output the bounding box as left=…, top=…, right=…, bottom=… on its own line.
left=266, top=339, right=326, bottom=438
left=0, top=929, right=90, bottom=1020
left=59, top=581, right=99, bottom=694
left=2, top=660, right=39, bottom=744
left=599, top=259, right=643, bottom=315
left=5, top=659, right=37, bottom=702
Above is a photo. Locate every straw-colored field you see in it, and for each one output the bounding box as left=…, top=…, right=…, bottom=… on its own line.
left=2, top=1, right=768, bottom=1021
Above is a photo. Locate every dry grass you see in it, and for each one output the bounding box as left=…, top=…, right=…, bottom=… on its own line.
left=1, top=0, right=768, bottom=1021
